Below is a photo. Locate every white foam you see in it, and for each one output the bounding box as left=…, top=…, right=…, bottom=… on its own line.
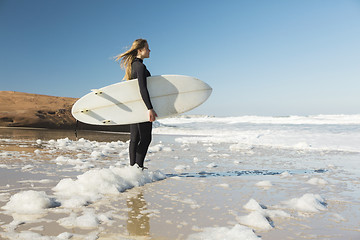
left=164, top=195, right=200, bottom=209
left=280, top=171, right=292, bottom=178
left=236, top=199, right=290, bottom=230
left=148, top=144, right=163, bottom=153
left=119, top=149, right=128, bottom=157
left=57, top=209, right=112, bottom=229
left=193, top=157, right=201, bottom=163
left=282, top=193, right=327, bottom=212
left=206, top=163, right=217, bottom=168
left=307, top=177, right=328, bottom=185
left=187, top=224, right=261, bottom=240
left=155, top=115, right=360, bottom=153
left=90, top=151, right=104, bottom=159
left=237, top=211, right=273, bottom=231
left=21, top=165, right=34, bottom=171
left=255, top=181, right=273, bottom=188
left=1, top=231, right=45, bottom=240
left=45, top=138, right=127, bottom=157
left=2, top=190, right=57, bottom=214
left=206, top=147, right=216, bottom=153
left=57, top=232, right=74, bottom=239
left=243, top=199, right=265, bottom=212
left=53, top=166, right=166, bottom=207
left=174, top=165, right=190, bottom=172
left=0, top=193, right=10, bottom=202
left=54, top=156, right=76, bottom=164
left=163, top=147, right=173, bottom=152
left=39, top=179, right=52, bottom=184
left=157, top=114, right=360, bottom=126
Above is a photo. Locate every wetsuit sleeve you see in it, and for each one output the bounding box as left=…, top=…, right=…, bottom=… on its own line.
left=133, top=62, right=153, bottom=110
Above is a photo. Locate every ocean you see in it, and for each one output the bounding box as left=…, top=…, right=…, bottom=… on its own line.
left=0, top=114, right=359, bottom=239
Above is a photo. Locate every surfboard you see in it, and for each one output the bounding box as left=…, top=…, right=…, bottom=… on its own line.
left=72, top=75, right=212, bottom=125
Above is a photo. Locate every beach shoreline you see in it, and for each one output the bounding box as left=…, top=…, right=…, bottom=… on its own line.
left=1, top=116, right=360, bottom=239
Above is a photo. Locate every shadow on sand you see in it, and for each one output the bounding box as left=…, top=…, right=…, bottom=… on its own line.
left=165, top=169, right=327, bottom=178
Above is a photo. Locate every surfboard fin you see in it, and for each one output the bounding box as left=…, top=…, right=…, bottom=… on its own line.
left=91, top=89, right=103, bottom=95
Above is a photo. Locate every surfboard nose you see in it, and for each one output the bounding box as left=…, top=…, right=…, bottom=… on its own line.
left=201, top=80, right=213, bottom=95
left=194, top=78, right=212, bottom=91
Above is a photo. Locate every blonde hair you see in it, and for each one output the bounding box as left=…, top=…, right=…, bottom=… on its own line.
left=114, top=39, right=148, bottom=80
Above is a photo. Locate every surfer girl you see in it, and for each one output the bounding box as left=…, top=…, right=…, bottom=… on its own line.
left=115, top=39, right=157, bottom=170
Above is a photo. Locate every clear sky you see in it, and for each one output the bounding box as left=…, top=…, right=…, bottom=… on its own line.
left=1, top=0, right=359, bottom=116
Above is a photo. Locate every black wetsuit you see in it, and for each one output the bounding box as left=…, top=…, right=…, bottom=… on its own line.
left=129, top=58, right=153, bottom=168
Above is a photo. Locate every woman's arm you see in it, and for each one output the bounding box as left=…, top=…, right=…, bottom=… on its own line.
left=133, top=62, right=157, bottom=121
left=133, top=62, right=153, bottom=110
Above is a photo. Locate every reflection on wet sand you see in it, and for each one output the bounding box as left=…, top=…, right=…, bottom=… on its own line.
left=127, top=189, right=150, bottom=237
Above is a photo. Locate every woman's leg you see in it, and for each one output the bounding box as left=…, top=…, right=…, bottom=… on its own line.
left=135, top=121, right=152, bottom=168
left=129, top=123, right=140, bottom=166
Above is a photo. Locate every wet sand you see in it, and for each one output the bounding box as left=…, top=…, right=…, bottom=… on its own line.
left=0, top=127, right=130, bottom=142
left=0, top=127, right=360, bottom=239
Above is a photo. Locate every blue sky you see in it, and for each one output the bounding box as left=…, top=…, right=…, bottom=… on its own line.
left=1, top=0, right=359, bottom=116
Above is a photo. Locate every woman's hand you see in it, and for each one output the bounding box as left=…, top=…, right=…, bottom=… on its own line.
left=148, top=109, right=158, bottom=122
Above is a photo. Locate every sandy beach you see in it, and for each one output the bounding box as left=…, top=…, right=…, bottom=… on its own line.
left=1, top=115, right=360, bottom=239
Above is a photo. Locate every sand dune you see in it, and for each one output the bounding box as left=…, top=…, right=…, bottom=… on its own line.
left=0, top=91, right=129, bottom=132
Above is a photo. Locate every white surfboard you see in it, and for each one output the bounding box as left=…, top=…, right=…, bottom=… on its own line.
left=72, top=75, right=212, bottom=125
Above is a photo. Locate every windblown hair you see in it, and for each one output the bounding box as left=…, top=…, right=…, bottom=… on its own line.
left=114, top=39, right=148, bottom=80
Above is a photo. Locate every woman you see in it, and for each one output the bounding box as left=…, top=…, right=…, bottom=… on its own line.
left=115, top=39, right=157, bottom=170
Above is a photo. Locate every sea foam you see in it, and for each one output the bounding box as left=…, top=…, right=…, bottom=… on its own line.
left=187, top=224, right=261, bottom=240
left=2, top=190, right=58, bottom=214
left=53, top=166, right=166, bottom=208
